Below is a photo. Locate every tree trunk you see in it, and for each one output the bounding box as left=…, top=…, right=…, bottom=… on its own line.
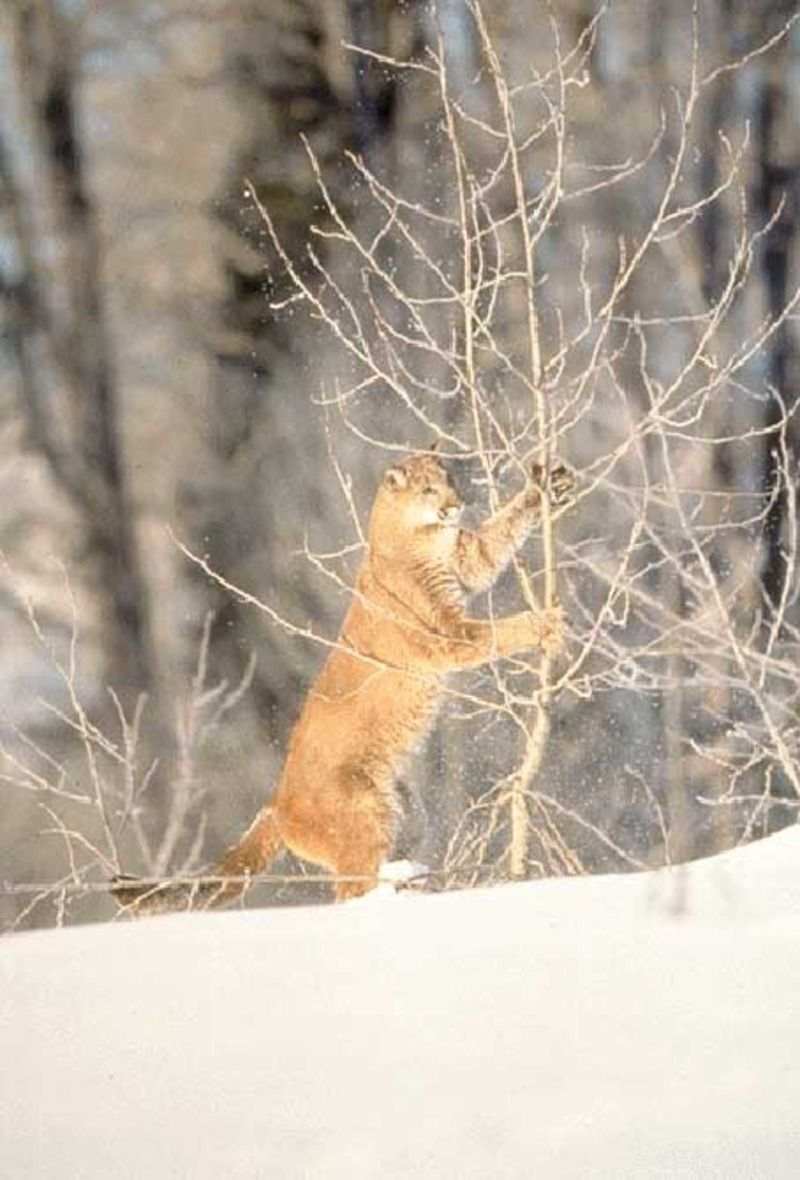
left=755, top=39, right=798, bottom=610
left=4, top=0, right=153, bottom=697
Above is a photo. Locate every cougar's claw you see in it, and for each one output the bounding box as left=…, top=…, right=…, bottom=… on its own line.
left=535, top=603, right=565, bottom=658
left=530, top=461, right=576, bottom=509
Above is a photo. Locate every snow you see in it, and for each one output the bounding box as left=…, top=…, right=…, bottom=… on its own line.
left=3, top=827, right=800, bottom=1179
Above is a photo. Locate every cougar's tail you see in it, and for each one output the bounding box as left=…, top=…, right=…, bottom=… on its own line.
left=209, top=805, right=284, bottom=906
left=112, top=805, right=284, bottom=916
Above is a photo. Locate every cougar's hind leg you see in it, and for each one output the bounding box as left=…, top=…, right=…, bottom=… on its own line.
left=333, top=847, right=386, bottom=901
left=331, top=790, right=394, bottom=902
left=280, top=763, right=395, bottom=901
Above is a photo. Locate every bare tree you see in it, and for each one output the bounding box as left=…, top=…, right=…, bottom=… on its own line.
left=238, top=0, right=800, bottom=883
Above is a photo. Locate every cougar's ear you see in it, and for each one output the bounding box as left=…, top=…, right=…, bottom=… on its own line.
left=427, top=437, right=441, bottom=454
left=384, top=464, right=408, bottom=490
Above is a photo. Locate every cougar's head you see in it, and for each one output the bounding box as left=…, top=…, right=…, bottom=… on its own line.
left=375, top=453, right=463, bottom=537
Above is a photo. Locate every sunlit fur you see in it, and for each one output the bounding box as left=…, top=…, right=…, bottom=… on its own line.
left=122, top=453, right=568, bottom=913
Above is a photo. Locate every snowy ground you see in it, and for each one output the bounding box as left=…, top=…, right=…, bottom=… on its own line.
left=3, top=827, right=800, bottom=1180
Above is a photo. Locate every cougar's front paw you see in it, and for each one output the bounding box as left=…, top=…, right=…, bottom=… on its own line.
left=531, top=603, right=565, bottom=658
left=529, top=461, right=576, bottom=509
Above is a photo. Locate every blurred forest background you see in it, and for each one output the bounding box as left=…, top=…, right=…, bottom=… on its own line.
left=1, top=0, right=799, bottom=930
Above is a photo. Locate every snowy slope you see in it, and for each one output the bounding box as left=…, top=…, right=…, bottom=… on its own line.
left=3, top=827, right=800, bottom=1180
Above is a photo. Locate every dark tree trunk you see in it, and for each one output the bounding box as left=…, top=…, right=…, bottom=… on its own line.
left=754, top=40, right=798, bottom=610
left=3, top=0, right=153, bottom=697
left=694, top=1, right=739, bottom=494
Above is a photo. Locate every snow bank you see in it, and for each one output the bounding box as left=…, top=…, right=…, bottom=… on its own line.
left=3, top=827, right=800, bottom=1179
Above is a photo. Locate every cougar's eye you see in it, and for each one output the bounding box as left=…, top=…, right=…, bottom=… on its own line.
left=423, top=485, right=436, bottom=496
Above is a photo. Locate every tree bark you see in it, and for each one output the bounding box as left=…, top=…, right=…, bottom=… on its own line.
left=3, top=0, right=154, bottom=697
left=755, top=38, right=798, bottom=610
